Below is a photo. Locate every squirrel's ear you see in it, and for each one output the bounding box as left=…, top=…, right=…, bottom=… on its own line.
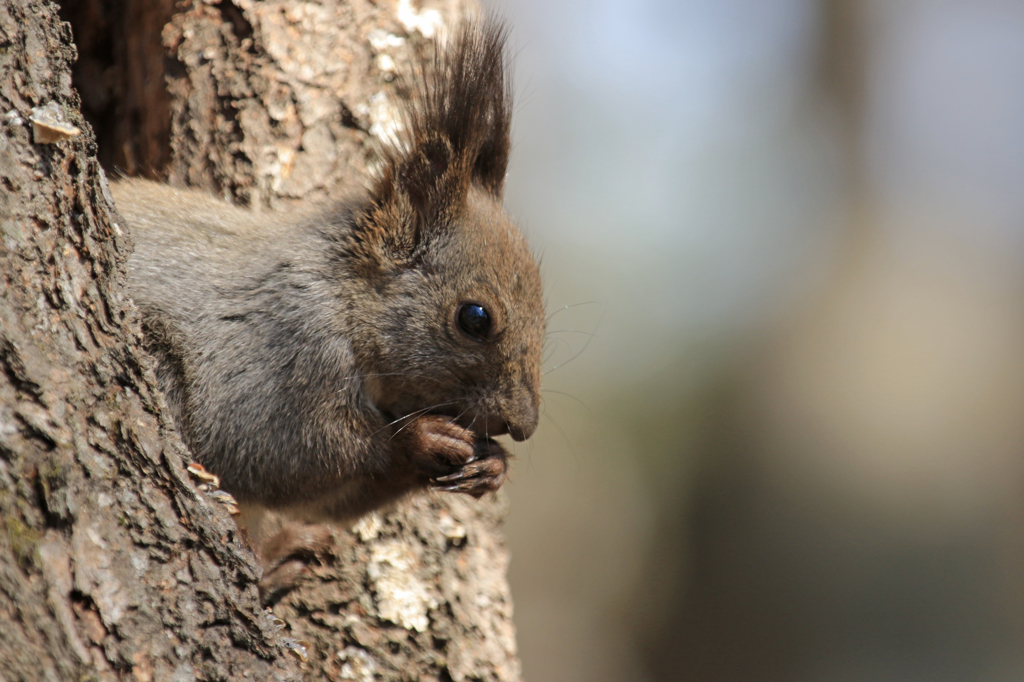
left=424, top=18, right=512, bottom=196
left=397, top=136, right=455, bottom=222
left=367, top=19, right=512, bottom=232
left=354, top=137, right=456, bottom=268
left=353, top=19, right=512, bottom=266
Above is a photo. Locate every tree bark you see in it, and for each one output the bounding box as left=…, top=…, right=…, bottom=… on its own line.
left=1, top=1, right=521, bottom=680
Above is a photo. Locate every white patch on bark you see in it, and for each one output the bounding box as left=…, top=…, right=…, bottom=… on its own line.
left=367, top=540, right=438, bottom=632
left=367, top=92, right=404, bottom=146
left=337, top=646, right=378, bottom=681
left=353, top=511, right=383, bottom=541
left=397, top=0, right=444, bottom=39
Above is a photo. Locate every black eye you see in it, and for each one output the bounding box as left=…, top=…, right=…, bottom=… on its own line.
left=457, top=303, right=491, bottom=341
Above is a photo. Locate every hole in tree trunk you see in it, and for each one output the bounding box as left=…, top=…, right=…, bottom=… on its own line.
left=57, top=0, right=176, bottom=178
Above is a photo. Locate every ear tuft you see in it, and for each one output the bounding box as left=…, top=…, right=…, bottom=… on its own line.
left=399, top=136, right=453, bottom=219
left=368, top=18, right=513, bottom=229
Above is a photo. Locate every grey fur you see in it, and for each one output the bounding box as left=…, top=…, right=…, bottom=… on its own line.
left=112, top=21, right=544, bottom=523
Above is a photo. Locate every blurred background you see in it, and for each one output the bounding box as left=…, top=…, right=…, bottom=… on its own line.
left=479, top=0, right=1024, bottom=680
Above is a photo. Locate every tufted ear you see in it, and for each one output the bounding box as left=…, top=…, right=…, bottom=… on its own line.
left=360, top=18, right=512, bottom=252
left=410, top=18, right=512, bottom=197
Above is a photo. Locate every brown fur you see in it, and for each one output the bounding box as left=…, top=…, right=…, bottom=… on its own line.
left=111, top=19, right=544, bottom=524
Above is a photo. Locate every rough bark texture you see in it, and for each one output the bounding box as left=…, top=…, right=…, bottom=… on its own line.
left=1, top=0, right=521, bottom=680
left=0, top=2, right=298, bottom=680
left=264, top=495, right=519, bottom=681
left=166, top=0, right=473, bottom=209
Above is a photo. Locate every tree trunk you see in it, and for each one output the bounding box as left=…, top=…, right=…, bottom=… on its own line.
left=0, top=1, right=521, bottom=680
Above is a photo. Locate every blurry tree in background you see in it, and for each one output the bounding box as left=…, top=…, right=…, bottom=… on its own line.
left=493, top=0, right=1024, bottom=680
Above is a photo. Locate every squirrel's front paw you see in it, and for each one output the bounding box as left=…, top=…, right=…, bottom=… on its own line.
left=406, top=416, right=509, bottom=498
left=406, top=415, right=477, bottom=473
left=431, top=439, right=508, bottom=498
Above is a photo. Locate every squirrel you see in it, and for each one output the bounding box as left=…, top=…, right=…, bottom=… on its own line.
left=110, top=20, right=544, bottom=535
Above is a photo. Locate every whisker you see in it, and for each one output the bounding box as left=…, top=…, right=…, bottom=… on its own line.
left=542, top=345, right=559, bottom=365
left=375, top=401, right=459, bottom=440
left=546, top=329, right=599, bottom=338
left=502, top=414, right=517, bottom=464
left=543, top=336, right=574, bottom=361
left=541, top=389, right=595, bottom=420
left=544, top=303, right=605, bottom=376
left=452, top=404, right=474, bottom=434
left=539, top=404, right=580, bottom=469
left=374, top=406, right=434, bottom=438
left=546, top=300, right=602, bottom=323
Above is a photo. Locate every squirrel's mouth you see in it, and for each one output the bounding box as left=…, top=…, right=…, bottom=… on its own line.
left=379, top=404, right=504, bottom=440
left=365, top=375, right=502, bottom=439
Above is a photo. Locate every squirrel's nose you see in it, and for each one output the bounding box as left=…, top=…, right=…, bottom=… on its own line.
left=508, top=390, right=540, bottom=441
left=507, top=418, right=535, bottom=442
left=502, top=405, right=539, bottom=442
left=480, top=404, right=538, bottom=442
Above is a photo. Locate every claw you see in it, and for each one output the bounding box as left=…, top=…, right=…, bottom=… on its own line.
left=434, top=469, right=473, bottom=483
left=432, top=469, right=503, bottom=495
left=429, top=443, right=508, bottom=497
left=434, top=481, right=498, bottom=496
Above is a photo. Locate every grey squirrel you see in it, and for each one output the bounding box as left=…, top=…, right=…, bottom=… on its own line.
left=111, top=20, right=543, bottom=528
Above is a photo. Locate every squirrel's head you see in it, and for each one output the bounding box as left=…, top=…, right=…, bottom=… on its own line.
left=341, top=19, right=544, bottom=442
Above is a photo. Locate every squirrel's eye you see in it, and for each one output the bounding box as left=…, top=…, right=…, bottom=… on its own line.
left=457, top=303, right=491, bottom=341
